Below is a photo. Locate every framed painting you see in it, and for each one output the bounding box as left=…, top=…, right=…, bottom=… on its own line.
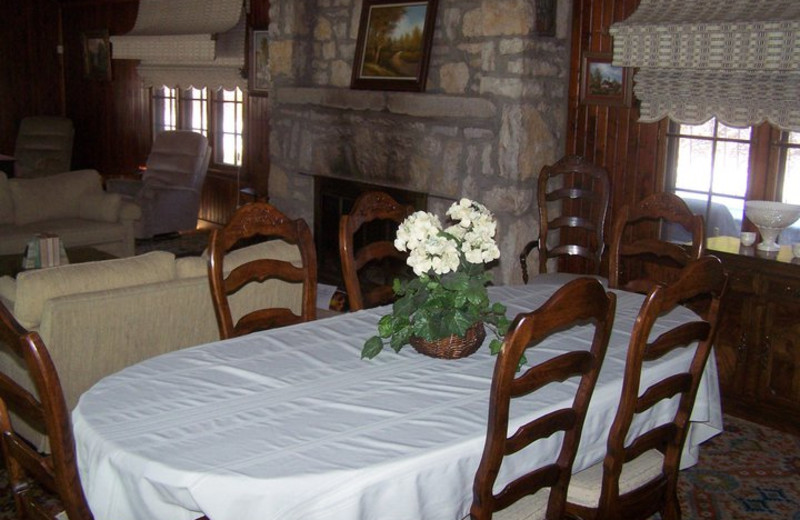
left=250, top=29, right=270, bottom=94
left=351, top=0, right=439, bottom=92
left=580, top=52, right=632, bottom=107
left=82, top=29, right=112, bottom=81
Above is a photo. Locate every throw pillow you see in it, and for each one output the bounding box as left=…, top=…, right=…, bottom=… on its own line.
left=79, top=192, right=122, bottom=222
left=0, top=173, right=13, bottom=224
left=9, top=169, right=104, bottom=225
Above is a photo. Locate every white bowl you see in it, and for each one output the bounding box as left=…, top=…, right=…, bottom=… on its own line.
left=745, top=200, right=800, bottom=251
left=739, top=232, right=756, bottom=247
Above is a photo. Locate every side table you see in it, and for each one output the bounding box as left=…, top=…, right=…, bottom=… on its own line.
left=0, top=247, right=117, bottom=278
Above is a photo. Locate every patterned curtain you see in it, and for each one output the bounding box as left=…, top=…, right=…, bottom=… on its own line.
left=610, top=0, right=800, bottom=130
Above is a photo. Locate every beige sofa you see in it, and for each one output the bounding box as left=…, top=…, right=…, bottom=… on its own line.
left=0, top=169, right=140, bottom=258
left=0, top=240, right=303, bottom=447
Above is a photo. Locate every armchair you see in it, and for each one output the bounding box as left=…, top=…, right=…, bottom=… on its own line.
left=13, top=116, right=74, bottom=178
left=106, top=131, right=210, bottom=239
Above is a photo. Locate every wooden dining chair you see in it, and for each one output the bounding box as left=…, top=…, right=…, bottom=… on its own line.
left=519, top=155, right=610, bottom=284
left=564, top=256, right=728, bottom=520
left=471, top=277, right=617, bottom=520
left=339, top=190, right=414, bottom=311
left=608, top=192, right=705, bottom=294
left=208, top=202, right=317, bottom=339
left=0, top=301, right=94, bottom=520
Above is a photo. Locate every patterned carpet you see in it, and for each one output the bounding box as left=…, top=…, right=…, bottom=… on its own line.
left=676, top=415, right=800, bottom=519
left=0, top=415, right=796, bottom=518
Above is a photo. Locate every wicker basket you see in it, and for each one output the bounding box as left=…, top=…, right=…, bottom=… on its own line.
left=409, top=322, right=486, bottom=359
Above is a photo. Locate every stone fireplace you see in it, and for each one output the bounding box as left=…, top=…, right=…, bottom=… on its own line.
left=266, top=0, right=573, bottom=284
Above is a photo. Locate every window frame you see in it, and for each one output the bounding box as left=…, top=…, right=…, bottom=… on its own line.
left=664, top=120, right=796, bottom=235
left=151, top=86, right=245, bottom=173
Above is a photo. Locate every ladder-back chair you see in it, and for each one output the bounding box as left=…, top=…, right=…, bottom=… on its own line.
left=565, top=256, right=727, bottom=520
left=0, top=302, right=93, bottom=520
left=471, top=277, right=616, bottom=520
left=520, top=155, right=610, bottom=284
left=208, top=202, right=317, bottom=339
left=609, top=192, right=705, bottom=294
left=339, top=191, right=414, bottom=311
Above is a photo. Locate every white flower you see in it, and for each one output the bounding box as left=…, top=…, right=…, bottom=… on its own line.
left=396, top=199, right=499, bottom=276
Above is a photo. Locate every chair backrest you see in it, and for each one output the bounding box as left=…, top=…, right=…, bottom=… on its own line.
left=593, top=256, right=727, bottom=518
left=144, top=130, right=210, bottom=191
left=471, top=277, right=616, bottom=520
left=0, top=303, right=93, bottom=520
left=208, top=202, right=317, bottom=339
left=520, top=155, right=610, bottom=283
left=608, top=192, right=705, bottom=294
left=13, top=116, right=75, bottom=178
left=339, top=191, right=414, bottom=311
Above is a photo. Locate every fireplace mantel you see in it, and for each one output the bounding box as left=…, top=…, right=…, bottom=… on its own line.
left=299, top=171, right=458, bottom=202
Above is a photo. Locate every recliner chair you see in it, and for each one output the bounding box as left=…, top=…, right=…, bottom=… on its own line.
left=13, top=116, right=75, bottom=178
left=106, top=130, right=211, bottom=239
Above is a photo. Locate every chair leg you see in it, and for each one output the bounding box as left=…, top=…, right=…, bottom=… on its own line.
left=661, top=490, right=682, bottom=520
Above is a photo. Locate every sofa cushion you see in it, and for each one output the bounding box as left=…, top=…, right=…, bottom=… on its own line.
left=13, top=251, right=176, bottom=329
left=0, top=173, right=13, bottom=224
left=9, top=169, right=104, bottom=226
left=80, top=192, right=122, bottom=223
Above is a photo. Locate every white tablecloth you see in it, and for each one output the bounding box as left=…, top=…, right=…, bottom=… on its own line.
left=73, top=281, right=723, bottom=520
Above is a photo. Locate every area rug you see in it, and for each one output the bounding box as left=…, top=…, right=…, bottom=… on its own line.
left=0, top=416, right=796, bottom=518
left=677, top=415, right=800, bottom=519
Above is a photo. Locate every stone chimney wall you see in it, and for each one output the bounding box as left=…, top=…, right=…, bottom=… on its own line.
left=266, top=0, right=572, bottom=283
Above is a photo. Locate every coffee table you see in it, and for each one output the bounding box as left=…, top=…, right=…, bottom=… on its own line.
left=0, top=246, right=117, bottom=277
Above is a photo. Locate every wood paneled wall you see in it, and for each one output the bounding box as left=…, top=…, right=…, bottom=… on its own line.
left=0, top=0, right=64, bottom=155
left=566, top=0, right=665, bottom=241
left=2, top=0, right=272, bottom=225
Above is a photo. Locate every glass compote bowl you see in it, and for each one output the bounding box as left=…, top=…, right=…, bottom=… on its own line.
left=744, top=200, right=800, bottom=252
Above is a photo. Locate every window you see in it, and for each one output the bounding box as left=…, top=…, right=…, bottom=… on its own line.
left=666, top=119, right=800, bottom=244
left=152, top=86, right=244, bottom=168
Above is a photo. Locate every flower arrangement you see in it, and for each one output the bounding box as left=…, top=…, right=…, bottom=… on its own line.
left=362, top=198, right=510, bottom=359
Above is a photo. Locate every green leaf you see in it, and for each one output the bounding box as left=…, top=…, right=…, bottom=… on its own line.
left=489, top=338, right=504, bottom=355
left=377, top=314, right=395, bottom=338
left=389, top=327, right=411, bottom=351
left=362, top=336, right=385, bottom=359
left=441, top=272, right=469, bottom=291
left=393, top=293, right=416, bottom=318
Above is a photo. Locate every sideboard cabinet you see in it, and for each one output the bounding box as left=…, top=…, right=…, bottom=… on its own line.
left=708, top=238, right=800, bottom=435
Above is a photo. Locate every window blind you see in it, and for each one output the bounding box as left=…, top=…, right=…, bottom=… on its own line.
left=610, top=0, right=800, bottom=130
left=111, top=0, right=247, bottom=91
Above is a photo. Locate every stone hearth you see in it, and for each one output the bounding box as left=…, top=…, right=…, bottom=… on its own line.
left=265, top=0, right=573, bottom=284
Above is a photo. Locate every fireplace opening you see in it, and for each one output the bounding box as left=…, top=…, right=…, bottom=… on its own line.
left=313, top=176, right=428, bottom=293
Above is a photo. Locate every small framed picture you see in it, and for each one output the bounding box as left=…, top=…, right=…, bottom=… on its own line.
left=351, top=0, right=439, bottom=92
left=250, top=29, right=270, bottom=94
left=82, top=29, right=112, bottom=81
left=580, top=52, right=632, bottom=107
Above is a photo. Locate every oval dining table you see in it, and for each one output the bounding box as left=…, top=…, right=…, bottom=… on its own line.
left=72, top=279, right=723, bottom=520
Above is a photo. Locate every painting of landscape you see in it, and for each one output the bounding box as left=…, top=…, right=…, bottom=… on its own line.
left=360, top=3, right=427, bottom=79
left=580, top=52, right=632, bottom=106
left=351, top=0, right=438, bottom=91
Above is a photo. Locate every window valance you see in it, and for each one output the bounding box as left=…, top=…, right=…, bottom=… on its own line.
left=610, top=0, right=800, bottom=131
left=111, top=0, right=247, bottom=91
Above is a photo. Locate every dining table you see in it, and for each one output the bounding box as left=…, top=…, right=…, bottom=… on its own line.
left=72, top=278, right=723, bottom=520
